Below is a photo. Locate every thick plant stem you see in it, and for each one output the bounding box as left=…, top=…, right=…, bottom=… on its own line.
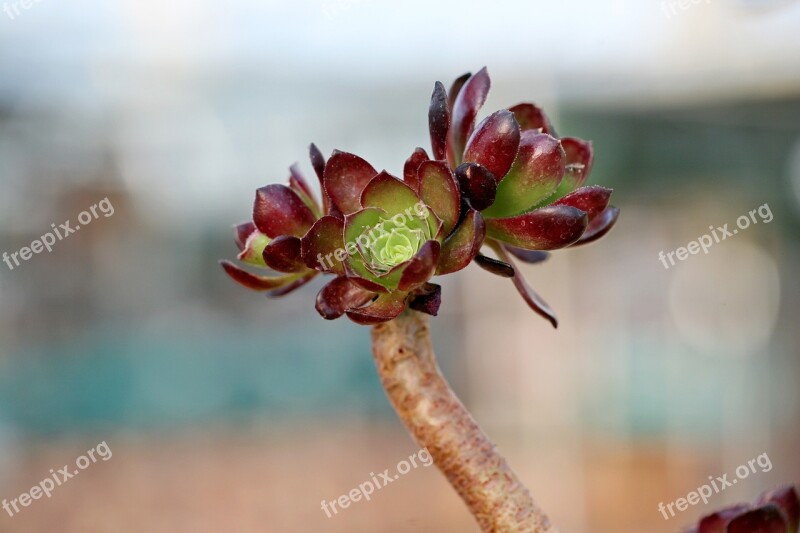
left=371, top=310, right=556, bottom=533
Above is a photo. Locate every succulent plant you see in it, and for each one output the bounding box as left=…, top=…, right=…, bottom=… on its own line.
left=222, top=67, right=618, bottom=326
left=685, top=485, right=799, bottom=533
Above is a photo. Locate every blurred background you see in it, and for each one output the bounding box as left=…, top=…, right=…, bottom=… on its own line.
left=1, top=0, right=799, bottom=531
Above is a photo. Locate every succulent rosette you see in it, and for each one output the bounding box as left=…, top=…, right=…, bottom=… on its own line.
left=420, top=67, right=620, bottom=327
left=684, top=485, right=799, bottom=533
left=222, top=67, right=618, bottom=326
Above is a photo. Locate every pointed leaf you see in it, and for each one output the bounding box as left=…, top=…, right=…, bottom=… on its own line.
left=508, top=103, right=556, bottom=135
left=491, top=243, right=558, bottom=328
left=428, top=81, right=450, bottom=161
left=482, top=131, right=565, bottom=218
left=346, top=292, right=408, bottom=325
left=253, top=184, right=317, bottom=238
left=289, top=163, right=321, bottom=217
left=220, top=260, right=303, bottom=292
left=549, top=137, right=594, bottom=199
left=571, top=205, right=619, bottom=247
left=234, top=221, right=256, bottom=251
left=398, top=240, right=441, bottom=291
left=447, top=67, right=490, bottom=167
left=315, top=276, right=375, bottom=320
left=485, top=205, right=588, bottom=250
left=437, top=209, right=486, bottom=275
left=409, top=283, right=442, bottom=316
left=403, top=147, right=429, bottom=192
left=463, top=110, right=521, bottom=180
left=360, top=171, right=421, bottom=213
left=455, top=163, right=498, bottom=212
left=310, top=143, right=333, bottom=214
left=324, top=151, right=377, bottom=215
left=447, top=72, right=471, bottom=113
left=474, top=253, right=514, bottom=278
left=300, top=215, right=346, bottom=274
left=419, top=161, right=460, bottom=235
left=263, top=235, right=305, bottom=273
left=553, top=186, right=612, bottom=222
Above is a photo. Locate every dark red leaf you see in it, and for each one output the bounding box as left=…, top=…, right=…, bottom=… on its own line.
left=758, top=485, right=799, bottom=532
left=220, top=260, right=306, bottom=293
left=503, top=246, right=550, bottom=264
left=324, top=151, right=378, bottom=215
left=263, top=235, right=305, bottom=273
left=697, top=504, right=751, bottom=533
left=463, top=110, right=521, bottom=180
left=300, top=215, right=345, bottom=274
left=473, top=253, right=514, bottom=278
left=409, top=283, right=442, bottom=316
left=571, top=205, right=619, bottom=247
left=454, top=163, right=497, bottom=212
left=428, top=81, right=450, bottom=161
left=346, top=292, right=408, bottom=325
left=419, top=161, right=461, bottom=235
left=437, top=209, right=485, bottom=275
left=508, top=103, right=556, bottom=135
left=398, top=240, right=441, bottom=291
left=234, top=221, right=256, bottom=251
left=315, top=276, right=375, bottom=320
left=485, top=205, right=588, bottom=250
left=267, top=272, right=316, bottom=298
left=491, top=243, right=558, bottom=328
left=553, top=186, right=612, bottom=222
left=447, top=67, right=490, bottom=167
left=253, top=184, right=317, bottom=238
left=447, top=72, right=471, bottom=113
left=403, top=147, right=430, bottom=192
left=726, top=505, right=788, bottom=533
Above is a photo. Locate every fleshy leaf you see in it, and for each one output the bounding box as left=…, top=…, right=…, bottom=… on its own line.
left=553, top=186, right=612, bottom=222
left=454, top=163, right=497, bottom=212
left=504, top=246, right=550, bottom=264
left=485, top=205, right=588, bottom=250
left=315, top=276, right=374, bottom=320
left=726, top=505, right=788, bottom=533
left=346, top=292, right=408, bottom=325
left=571, top=205, right=619, bottom=247
left=419, top=161, right=460, bottom=236
left=324, top=151, right=378, bottom=215
left=344, top=207, right=391, bottom=291
left=758, top=486, right=799, bottom=532
left=403, top=147, right=429, bottom=192
left=409, top=283, right=442, bottom=316
left=447, top=72, right=471, bottom=113
left=548, top=137, right=594, bottom=199
left=310, top=143, right=333, bottom=215
left=482, top=131, right=565, bottom=218
left=360, top=171, right=421, bottom=214
left=508, top=103, right=556, bottom=136
left=474, top=253, right=514, bottom=278
left=253, top=184, right=317, bottom=239
left=289, top=164, right=321, bottom=218
left=463, top=110, right=521, bottom=181
left=234, top=221, right=256, bottom=251
left=237, top=229, right=270, bottom=267
left=447, top=67, right=490, bottom=167
left=263, top=235, right=306, bottom=273
left=437, top=209, right=485, bottom=275
left=300, top=215, right=346, bottom=275
left=491, top=243, right=558, bottom=328
left=398, top=240, right=441, bottom=291
left=220, top=260, right=304, bottom=292
left=428, top=81, right=450, bottom=161
left=697, top=504, right=751, bottom=533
